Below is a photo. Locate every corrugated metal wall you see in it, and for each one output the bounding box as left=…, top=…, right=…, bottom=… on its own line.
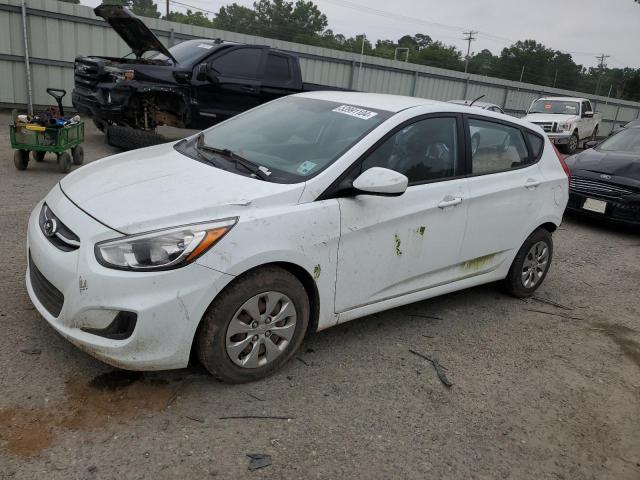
left=2, top=0, right=640, bottom=134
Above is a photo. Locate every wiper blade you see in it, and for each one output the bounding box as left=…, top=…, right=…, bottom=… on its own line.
left=196, top=134, right=271, bottom=180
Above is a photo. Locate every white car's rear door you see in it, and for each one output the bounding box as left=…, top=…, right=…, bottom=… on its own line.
left=458, top=116, right=546, bottom=271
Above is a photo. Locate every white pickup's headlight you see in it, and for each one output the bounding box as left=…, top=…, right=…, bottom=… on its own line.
left=559, top=123, right=572, bottom=132
left=95, top=218, right=237, bottom=271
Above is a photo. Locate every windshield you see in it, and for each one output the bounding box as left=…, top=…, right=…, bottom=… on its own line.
left=198, top=96, right=392, bottom=182
left=597, top=128, right=640, bottom=154
left=529, top=100, right=579, bottom=115
left=147, top=40, right=224, bottom=65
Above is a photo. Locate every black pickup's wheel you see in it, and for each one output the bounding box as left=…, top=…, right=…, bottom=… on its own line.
left=71, top=145, right=84, bottom=165
left=92, top=118, right=106, bottom=133
left=32, top=151, right=46, bottom=162
left=14, top=150, right=29, bottom=170
left=105, top=125, right=167, bottom=151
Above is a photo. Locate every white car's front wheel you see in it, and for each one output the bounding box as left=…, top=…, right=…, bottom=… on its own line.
left=197, top=266, right=310, bottom=383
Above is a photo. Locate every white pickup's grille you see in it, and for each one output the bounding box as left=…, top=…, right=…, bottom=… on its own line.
left=570, top=177, right=634, bottom=197
left=532, top=122, right=557, bottom=133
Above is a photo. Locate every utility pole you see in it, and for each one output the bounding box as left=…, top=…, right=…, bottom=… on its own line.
left=166, top=0, right=170, bottom=18
left=462, top=30, right=477, bottom=74
left=553, top=69, right=558, bottom=88
left=358, top=34, right=366, bottom=90
left=594, top=53, right=610, bottom=96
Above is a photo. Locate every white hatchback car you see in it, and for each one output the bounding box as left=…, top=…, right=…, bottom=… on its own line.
left=26, top=92, right=569, bottom=383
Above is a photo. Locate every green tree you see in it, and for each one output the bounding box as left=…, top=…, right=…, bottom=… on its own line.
left=165, top=9, right=215, bottom=27
left=214, top=3, right=257, bottom=34
left=415, top=41, right=463, bottom=71
left=103, top=0, right=160, bottom=18
left=467, top=49, right=495, bottom=76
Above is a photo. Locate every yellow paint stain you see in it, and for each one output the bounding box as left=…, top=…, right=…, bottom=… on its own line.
left=462, top=253, right=496, bottom=271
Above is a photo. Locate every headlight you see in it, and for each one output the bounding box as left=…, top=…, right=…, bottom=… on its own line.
left=559, top=123, right=572, bottom=132
left=95, top=218, right=237, bottom=271
left=105, top=67, right=134, bottom=82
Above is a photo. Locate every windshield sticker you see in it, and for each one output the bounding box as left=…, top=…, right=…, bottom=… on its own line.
left=332, top=105, right=378, bottom=120
left=544, top=104, right=552, bottom=110
left=297, top=161, right=317, bottom=175
left=197, top=44, right=213, bottom=49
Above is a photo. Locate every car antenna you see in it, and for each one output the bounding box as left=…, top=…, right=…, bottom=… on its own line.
left=469, top=95, right=486, bottom=107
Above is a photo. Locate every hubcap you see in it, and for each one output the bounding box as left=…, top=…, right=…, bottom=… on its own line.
left=521, top=241, right=549, bottom=289
left=225, top=291, right=297, bottom=368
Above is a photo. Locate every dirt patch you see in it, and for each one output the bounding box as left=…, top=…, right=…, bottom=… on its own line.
left=592, top=323, right=640, bottom=369
left=0, top=371, right=175, bottom=457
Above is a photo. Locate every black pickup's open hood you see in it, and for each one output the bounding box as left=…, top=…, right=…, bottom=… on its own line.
left=94, top=4, right=177, bottom=63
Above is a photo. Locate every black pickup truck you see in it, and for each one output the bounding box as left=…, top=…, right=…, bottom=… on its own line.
left=73, top=5, right=348, bottom=137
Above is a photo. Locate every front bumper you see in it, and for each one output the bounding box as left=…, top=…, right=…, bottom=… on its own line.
left=566, top=191, right=640, bottom=226
left=26, top=185, right=235, bottom=370
left=72, top=87, right=131, bottom=124
left=546, top=133, right=573, bottom=145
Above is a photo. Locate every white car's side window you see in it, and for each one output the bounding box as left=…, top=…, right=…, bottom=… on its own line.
left=361, top=117, right=459, bottom=184
left=469, top=119, right=530, bottom=175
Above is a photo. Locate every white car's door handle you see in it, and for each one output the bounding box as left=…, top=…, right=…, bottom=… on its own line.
left=438, top=195, right=463, bottom=209
left=525, top=178, right=542, bottom=189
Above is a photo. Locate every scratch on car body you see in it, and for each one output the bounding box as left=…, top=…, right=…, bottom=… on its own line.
left=176, top=292, right=190, bottom=322
left=313, top=264, right=321, bottom=279
left=417, top=226, right=426, bottom=236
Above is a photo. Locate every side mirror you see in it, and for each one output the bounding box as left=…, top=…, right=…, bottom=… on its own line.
left=584, top=140, right=599, bottom=149
left=194, top=64, right=218, bottom=83
left=352, top=167, right=408, bottom=196
left=583, top=111, right=594, bottom=118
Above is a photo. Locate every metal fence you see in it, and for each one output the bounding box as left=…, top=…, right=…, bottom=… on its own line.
left=2, top=0, right=640, bottom=135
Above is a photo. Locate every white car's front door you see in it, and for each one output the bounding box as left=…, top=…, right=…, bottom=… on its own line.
left=333, top=115, right=469, bottom=313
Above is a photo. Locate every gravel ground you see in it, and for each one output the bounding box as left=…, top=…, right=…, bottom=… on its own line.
left=1, top=112, right=639, bottom=479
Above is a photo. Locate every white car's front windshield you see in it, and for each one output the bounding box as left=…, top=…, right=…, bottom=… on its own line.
left=530, top=100, right=580, bottom=115
left=200, top=96, right=392, bottom=181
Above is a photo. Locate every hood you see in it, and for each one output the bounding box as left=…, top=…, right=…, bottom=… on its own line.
left=523, top=113, right=579, bottom=124
left=59, top=143, right=305, bottom=234
left=568, top=148, right=640, bottom=188
left=94, top=4, right=177, bottom=63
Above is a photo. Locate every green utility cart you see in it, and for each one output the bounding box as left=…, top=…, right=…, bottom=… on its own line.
left=10, top=89, right=85, bottom=173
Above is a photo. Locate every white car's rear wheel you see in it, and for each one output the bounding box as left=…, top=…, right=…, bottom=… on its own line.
left=504, top=228, right=553, bottom=298
left=197, top=266, right=309, bottom=383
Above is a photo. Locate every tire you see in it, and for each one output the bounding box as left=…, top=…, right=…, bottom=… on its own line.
left=58, top=151, right=72, bottom=174
left=197, top=266, right=310, bottom=383
left=561, top=132, right=579, bottom=154
left=32, top=151, right=46, bottom=162
left=503, top=228, right=553, bottom=298
left=14, top=150, right=29, bottom=170
left=71, top=145, right=84, bottom=165
left=105, top=125, right=167, bottom=151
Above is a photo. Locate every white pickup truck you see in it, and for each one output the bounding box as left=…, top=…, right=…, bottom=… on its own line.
left=523, top=97, right=601, bottom=154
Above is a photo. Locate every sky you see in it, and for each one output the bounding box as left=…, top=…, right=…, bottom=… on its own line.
left=83, top=0, right=640, bottom=68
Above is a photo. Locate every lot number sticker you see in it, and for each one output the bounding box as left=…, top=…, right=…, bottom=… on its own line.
left=332, top=105, right=378, bottom=120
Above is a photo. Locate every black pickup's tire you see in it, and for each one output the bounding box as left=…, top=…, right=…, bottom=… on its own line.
left=105, top=125, right=167, bottom=151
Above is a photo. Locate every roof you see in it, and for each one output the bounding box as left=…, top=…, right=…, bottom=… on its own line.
left=296, top=91, right=443, bottom=113
left=537, top=97, right=590, bottom=102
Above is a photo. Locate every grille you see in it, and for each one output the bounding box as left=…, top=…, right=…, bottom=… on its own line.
left=29, top=253, right=64, bottom=318
left=569, top=177, right=634, bottom=198
left=39, top=203, right=80, bottom=252
left=74, top=58, right=103, bottom=90
left=532, top=122, right=557, bottom=133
